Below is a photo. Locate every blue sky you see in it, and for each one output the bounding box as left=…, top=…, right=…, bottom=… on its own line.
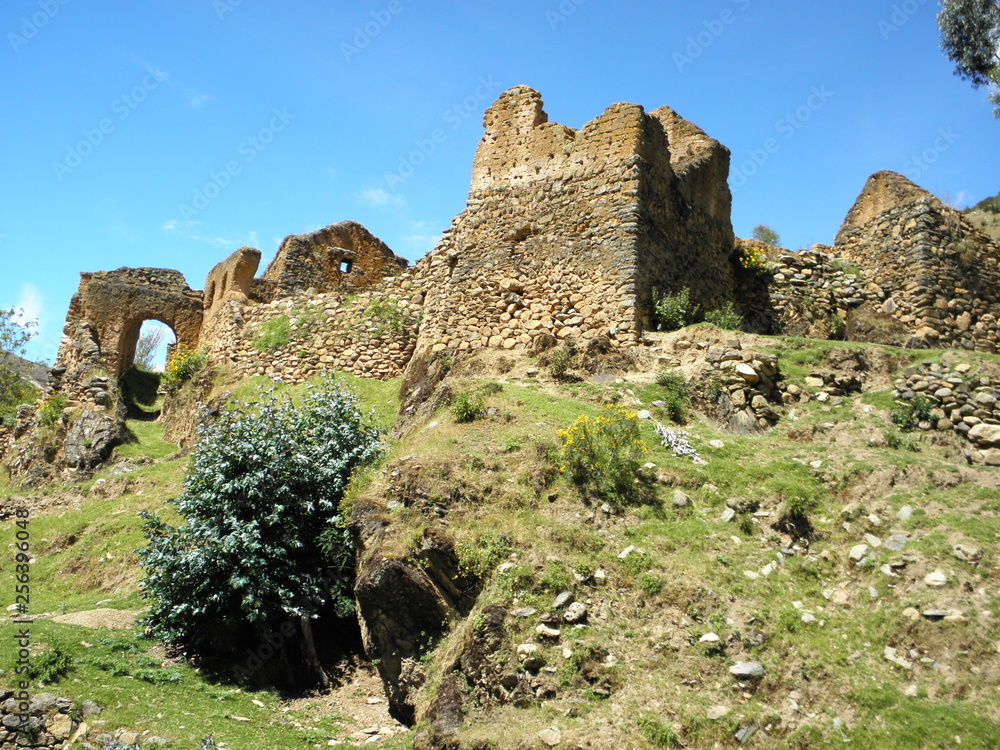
left=2, top=0, right=998, bottom=364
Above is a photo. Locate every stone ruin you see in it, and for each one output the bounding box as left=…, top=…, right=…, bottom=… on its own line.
left=4, top=86, right=1000, bottom=480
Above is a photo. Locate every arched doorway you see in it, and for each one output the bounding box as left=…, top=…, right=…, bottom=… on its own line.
left=118, top=317, right=180, bottom=420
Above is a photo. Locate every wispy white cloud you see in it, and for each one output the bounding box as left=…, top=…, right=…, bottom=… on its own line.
left=16, top=284, right=43, bottom=325
left=161, top=217, right=258, bottom=249
left=189, top=93, right=214, bottom=109
left=360, top=188, right=405, bottom=207
left=326, top=167, right=337, bottom=180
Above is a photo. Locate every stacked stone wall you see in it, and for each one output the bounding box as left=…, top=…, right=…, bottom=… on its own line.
left=260, top=221, right=407, bottom=299
left=405, top=86, right=737, bottom=355
left=202, top=280, right=421, bottom=383
left=834, top=171, right=1000, bottom=352
left=765, top=248, right=876, bottom=340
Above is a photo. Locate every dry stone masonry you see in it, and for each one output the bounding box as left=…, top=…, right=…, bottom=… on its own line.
left=892, top=359, right=1000, bottom=465
left=10, top=89, right=1000, bottom=470
left=834, top=171, right=1000, bottom=352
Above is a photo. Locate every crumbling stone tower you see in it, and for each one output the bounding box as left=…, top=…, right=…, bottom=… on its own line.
left=834, top=170, right=1000, bottom=351
left=409, top=86, right=737, bottom=352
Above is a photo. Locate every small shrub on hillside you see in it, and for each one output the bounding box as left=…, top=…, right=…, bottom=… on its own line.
left=547, top=345, right=576, bottom=380
left=704, top=302, right=743, bottom=331
left=450, top=392, right=484, bottom=422
left=252, top=315, right=292, bottom=352
left=458, top=532, right=512, bottom=578
left=885, top=428, right=920, bottom=452
left=829, top=313, right=846, bottom=340
left=636, top=572, right=663, bottom=597
left=785, top=495, right=818, bottom=519
left=138, top=378, right=382, bottom=683
left=539, top=560, right=573, bottom=593
left=28, top=643, right=74, bottom=683
left=161, top=347, right=208, bottom=389
left=653, top=287, right=698, bottom=331
left=558, top=405, right=647, bottom=504
left=479, top=381, right=503, bottom=396
left=37, top=394, right=67, bottom=426
left=655, top=370, right=691, bottom=424
left=890, top=395, right=932, bottom=431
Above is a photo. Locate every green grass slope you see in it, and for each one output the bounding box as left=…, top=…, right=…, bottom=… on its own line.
left=2, top=343, right=999, bottom=749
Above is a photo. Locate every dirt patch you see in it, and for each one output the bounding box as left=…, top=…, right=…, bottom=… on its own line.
left=281, top=656, right=408, bottom=744
left=50, top=608, right=145, bottom=630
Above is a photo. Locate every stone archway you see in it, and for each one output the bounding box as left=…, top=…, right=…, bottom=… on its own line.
left=58, top=268, right=204, bottom=378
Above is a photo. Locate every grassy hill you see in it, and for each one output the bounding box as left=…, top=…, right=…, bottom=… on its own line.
left=2, top=331, right=999, bottom=749
left=965, top=193, right=1000, bottom=244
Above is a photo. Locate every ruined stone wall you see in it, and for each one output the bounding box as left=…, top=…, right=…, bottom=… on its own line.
left=765, top=248, right=877, bottom=340
left=259, top=221, right=408, bottom=300
left=203, top=246, right=261, bottom=315
left=405, top=86, right=737, bottom=355
left=56, top=268, right=203, bottom=377
left=201, top=280, right=421, bottom=383
left=634, top=106, right=736, bottom=330
left=833, top=171, right=1000, bottom=352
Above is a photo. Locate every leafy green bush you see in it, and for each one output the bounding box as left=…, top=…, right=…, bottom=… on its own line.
left=161, top=347, right=209, bottom=389
left=653, top=287, right=698, bottom=331
left=547, top=345, right=575, bottom=380
left=829, top=313, right=846, bottom=340
left=785, top=494, right=818, bottom=519
left=138, top=378, right=382, bottom=682
left=450, top=392, right=484, bottom=422
left=252, top=315, right=292, bottom=352
left=704, top=303, right=743, bottom=331
left=28, top=643, right=74, bottom=683
left=558, top=405, right=647, bottom=504
left=37, top=394, right=67, bottom=426
left=891, top=395, right=932, bottom=431
left=364, top=297, right=414, bottom=336
left=655, top=370, right=691, bottom=424
left=458, top=532, right=512, bottom=578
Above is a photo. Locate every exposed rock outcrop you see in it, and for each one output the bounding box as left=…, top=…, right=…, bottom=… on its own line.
left=350, top=498, right=481, bottom=725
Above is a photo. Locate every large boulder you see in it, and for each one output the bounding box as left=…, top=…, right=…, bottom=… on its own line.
left=969, top=423, right=1000, bottom=447
left=350, top=498, right=481, bottom=725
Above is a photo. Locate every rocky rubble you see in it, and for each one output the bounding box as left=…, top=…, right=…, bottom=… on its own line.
left=0, top=692, right=102, bottom=749
left=892, top=360, right=1000, bottom=464
left=697, top=339, right=784, bottom=433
